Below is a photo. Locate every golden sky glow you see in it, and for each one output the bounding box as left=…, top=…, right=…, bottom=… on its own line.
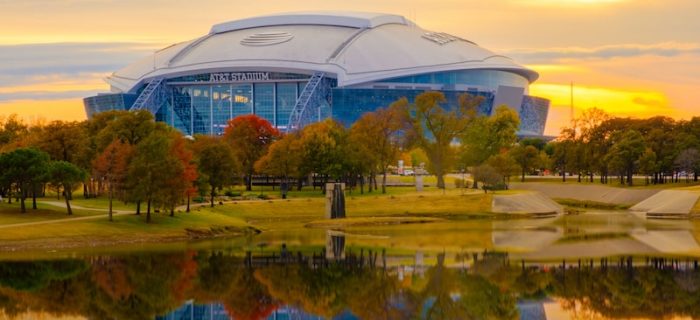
left=1, top=0, right=698, bottom=136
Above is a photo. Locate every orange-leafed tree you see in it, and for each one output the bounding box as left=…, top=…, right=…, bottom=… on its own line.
left=93, top=139, right=134, bottom=221
left=163, top=132, right=197, bottom=216
left=224, top=115, right=280, bottom=191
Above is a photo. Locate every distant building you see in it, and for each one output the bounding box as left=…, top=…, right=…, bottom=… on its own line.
left=84, top=12, right=550, bottom=136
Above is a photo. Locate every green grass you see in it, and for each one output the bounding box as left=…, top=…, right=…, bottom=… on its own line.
left=0, top=205, right=248, bottom=244
left=0, top=201, right=106, bottom=225
left=553, top=198, right=632, bottom=210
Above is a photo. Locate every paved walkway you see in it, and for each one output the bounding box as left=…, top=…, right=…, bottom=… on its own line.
left=510, top=182, right=659, bottom=205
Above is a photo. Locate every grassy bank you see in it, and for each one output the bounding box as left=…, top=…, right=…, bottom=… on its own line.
left=0, top=187, right=495, bottom=251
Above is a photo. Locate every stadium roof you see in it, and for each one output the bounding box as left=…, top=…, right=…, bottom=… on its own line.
left=107, top=11, right=538, bottom=92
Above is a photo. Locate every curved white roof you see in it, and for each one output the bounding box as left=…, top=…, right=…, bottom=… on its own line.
left=107, top=12, right=538, bottom=93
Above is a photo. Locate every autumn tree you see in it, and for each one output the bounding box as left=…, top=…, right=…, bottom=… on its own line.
left=297, top=119, right=348, bottom=190
left=254, top=133, right=302, bottom=189
left=127, top=125, right=185, bottom=223
left=224, top=115, right=279, bottom=191
left=47, top=161, right=87, bottom=215
left=93, top=139, right=134, bottom=221
left=0, top=148, right=50, bottom=213
left=160, top=132, right=198, bottom=216
left=0, top=114, right=29, bottom=151
left=509, top=144, right=539, bottom=182
left=193, top=136, right=237, bottom=207
left=348, top=100, right=410, bottom=193
left=407, top=92, right=483, bottom=189
left=486, top=153, right=519, bottom=188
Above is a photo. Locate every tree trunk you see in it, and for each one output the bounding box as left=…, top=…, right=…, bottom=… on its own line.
left=146, top=199, right=152, bottom=223
left=65, top=190, right=73, bottom=215
left=170, top=206, right=174, bottom=217
left=561, top=166, right=566, bottom=182
left=186, top=194, right=190, bottom=213
left=136, top=201, right=141, bottom=215
left=32, top=184, right=37, bottom=210
left=521, top=168, right=525, bottom=182
left=210, top=186, right=216, bottom=208
left=246, top=173, right=253, bottom=191
left=360, top=175, right=364, bottom=194
left=437, top=174, right=445, bottom=189
left=382, top=170, right=387, bottom=194
left=20, top=189, right=26, bottom=213
left=108, top=182, right=113, bottom=222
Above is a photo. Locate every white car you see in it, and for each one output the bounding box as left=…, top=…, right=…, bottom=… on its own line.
left=402, top=169, right=415, bottom=176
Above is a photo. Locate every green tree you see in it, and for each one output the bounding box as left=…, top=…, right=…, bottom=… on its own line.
left=193, top=136, right=238, bottom=207
left=509, top=144, right=539, bottom=182
left=127, top=126, right=184, bottom=223
left=606, top=130, right=645, bottom=186
left=472, top=164, right=502, bottom=193
left=47, top=161, right=87, bottom=215
left=638, top=148, right=658, bottom=185
left=297, top=119, right=348, bottom=189
left=407, top=92, right=483, bottom=189
left=486, top=153, right=519, bottom=188
left=0, top=148, right=49, bottom=213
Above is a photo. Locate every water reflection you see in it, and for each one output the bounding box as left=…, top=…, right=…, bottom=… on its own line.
left=1, top=249, right=700, bottom=319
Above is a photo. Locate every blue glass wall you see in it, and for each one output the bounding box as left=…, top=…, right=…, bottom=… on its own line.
left=254, top=83, right=275, bottom=125
left=84, top=70, right=549, bottom=136
left=276, top=83, right=297, bottom=128
left=379, top=69, right=529, bottom=91
left=331, top=88, right=495, bottom=127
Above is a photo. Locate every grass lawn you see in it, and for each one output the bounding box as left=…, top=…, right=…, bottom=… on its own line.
left=0, top=205, right=249, bottom=245
left=0, top=201, right=106, bottom=225
left=0, top=185, right=497, bottom=252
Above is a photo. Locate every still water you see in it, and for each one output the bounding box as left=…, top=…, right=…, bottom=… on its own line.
left=2, top=210, right=700, bottom=319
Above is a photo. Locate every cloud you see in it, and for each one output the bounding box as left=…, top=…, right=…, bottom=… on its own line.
left=505, top=42, right=700, bottom=64
left=0, top=42, right=161, bottom=86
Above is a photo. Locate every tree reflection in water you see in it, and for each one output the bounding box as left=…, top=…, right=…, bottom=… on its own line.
left=0, top=251, right=699, bottom=319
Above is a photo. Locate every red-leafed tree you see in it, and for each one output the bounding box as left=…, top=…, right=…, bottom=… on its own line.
left=163, top=132, right=198, bottom=216
left=224, top=115, right=280, bottom=191
left=93, top=139, right=134, bottom=221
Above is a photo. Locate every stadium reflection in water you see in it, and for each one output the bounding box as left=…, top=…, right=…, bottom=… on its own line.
left=1, top=247, right=700, bottom=320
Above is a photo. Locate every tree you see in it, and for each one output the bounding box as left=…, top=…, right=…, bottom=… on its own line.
left=0, top=114, right=28, bottom=151
left=297, top=119, right=348, bottom=190
left=193, top=136, right=237, bottom=208
left=127, top=126, right=185, bottom=223
left=509, top=145, right=539, bottom=182
left=254, top=133, right=302, bottom=187
left=674, top=148, right=700, bottom=183
left=348, top=101, right=410, bottom=193
left=472, top=164, right=502, bottom=193
left=0, top=148, right=50, bottom=213
left=486, top=153, right=519, bottom=188
left=93, top=139, right=134, bottom=221
left=224, top=115, right=280, bottom=191
left=638, top=148, right=658, bottom=185
left=460, top=105, right=520, bottom=188
left=47, top=161, right=87, bottom=215
left=407, top=92, right=483, bottom=189
left=606, top=130, right=645, bottom=186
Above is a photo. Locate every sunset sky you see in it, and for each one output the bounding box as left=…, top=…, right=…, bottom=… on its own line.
left=1, top=0, right=698, bottom=135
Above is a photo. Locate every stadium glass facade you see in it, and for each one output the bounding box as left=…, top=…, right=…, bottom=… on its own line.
left=84, top=70, right=548, bottom=136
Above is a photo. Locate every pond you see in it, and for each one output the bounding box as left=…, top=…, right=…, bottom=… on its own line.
left=2, top=210, right=700, bottom=319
